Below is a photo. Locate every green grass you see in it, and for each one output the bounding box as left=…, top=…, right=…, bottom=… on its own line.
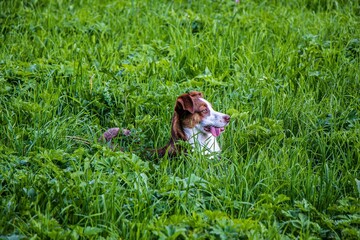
left=1, top=0, right=359, bottom=239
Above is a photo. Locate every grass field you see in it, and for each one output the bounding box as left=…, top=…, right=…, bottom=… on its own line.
left=1, top=0, right=359, bottom=239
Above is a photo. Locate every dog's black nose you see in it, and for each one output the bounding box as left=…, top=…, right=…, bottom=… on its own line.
left=223, top=115, right=230, bottom=123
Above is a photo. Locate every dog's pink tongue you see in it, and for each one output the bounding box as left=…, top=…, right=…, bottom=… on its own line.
left=210, top=126, right=222, bottom=137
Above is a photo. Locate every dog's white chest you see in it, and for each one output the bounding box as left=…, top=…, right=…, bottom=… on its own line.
left=184, top=127, right=221, bottom=154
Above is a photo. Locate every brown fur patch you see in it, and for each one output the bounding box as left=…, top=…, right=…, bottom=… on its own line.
left=181, top=113, right=202, bottom=128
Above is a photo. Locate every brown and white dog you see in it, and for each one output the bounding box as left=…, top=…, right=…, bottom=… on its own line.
left=158, top=91, right=230, bottom=157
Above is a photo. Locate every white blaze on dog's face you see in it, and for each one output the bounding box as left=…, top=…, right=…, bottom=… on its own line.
left=195, top=98, right=230, bottom=137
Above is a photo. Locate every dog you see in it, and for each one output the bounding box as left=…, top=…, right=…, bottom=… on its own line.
left=157, top=91, right=230, bottom=157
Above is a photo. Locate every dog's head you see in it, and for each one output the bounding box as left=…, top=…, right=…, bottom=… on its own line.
left=171, top=91, right=230, bottom=140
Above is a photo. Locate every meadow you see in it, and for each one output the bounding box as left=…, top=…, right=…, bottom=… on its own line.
left=0, top=0, right=359, bottom=239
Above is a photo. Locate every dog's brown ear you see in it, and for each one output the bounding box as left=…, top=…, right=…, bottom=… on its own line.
left=175, top=94, right=195, bottom=114
left=175, top=91, right=203, bottom=114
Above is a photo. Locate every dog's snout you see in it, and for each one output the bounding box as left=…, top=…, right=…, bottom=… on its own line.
left=223, top=115, right=230, bottom=123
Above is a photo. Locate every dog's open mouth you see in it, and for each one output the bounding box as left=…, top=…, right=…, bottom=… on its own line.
left=204, top=126, right=225, bottom=137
